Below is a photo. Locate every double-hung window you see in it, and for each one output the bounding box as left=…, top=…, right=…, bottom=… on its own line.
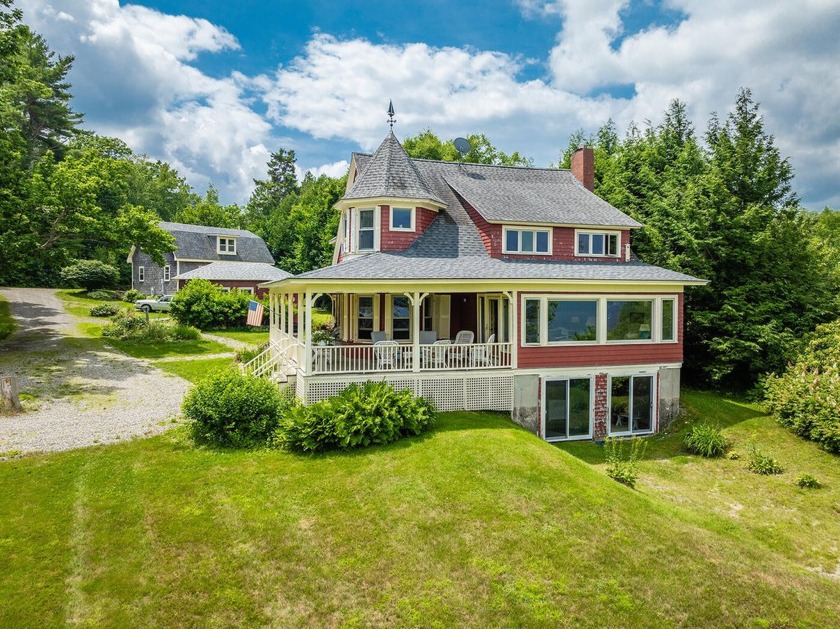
left=357, top=208, right=375, bottom=251
left=163, top=265, right=171, bottom=282
left=576, top=231, right=619, bottom=257
left=357, top=296, right=374, bottom=340
left=138, top=266, right=145, bottom=282
left=391, top=296, right=411, bottom=340
left=504, top=227, right=551, bottom=254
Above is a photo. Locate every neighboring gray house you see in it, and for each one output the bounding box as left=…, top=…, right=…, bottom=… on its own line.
left=126, top=222, right=275, bottom=295
left=174, top=261, right=291, bottom=297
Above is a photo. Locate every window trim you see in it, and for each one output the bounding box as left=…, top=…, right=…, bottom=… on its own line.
left=575, top=229, right=620, bottom=258
left=502, top=226, right=552, bottom=255
left=217, top=237, right=237, bottom=255
left=608, top=373, right=656, bottom=437
left=163, top=265, right=170, bottom=282
left=387, top=294, right=412, bottom=342
left=390, top=206, right=415, bottom=232
left=354, top=294, right=379, bottom=342
left=659, top=297, right=677, bottom=343
left=605, top=298, right=654, bottom=344
left=138, top=266, right=145, bottom=282
left=355, top=207, right=377, bottom=252
left=542, top=376, right=594, bottom=442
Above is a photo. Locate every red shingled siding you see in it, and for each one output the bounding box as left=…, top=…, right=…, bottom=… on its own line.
left=379, top=205, right=438, bottom=251
left=456, top=192, right=631, bottom=262
left=516, top=293, right=684, bottom=369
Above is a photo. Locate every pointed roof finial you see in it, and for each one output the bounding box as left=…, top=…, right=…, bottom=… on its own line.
left=387, top=100, right=396, bottom=129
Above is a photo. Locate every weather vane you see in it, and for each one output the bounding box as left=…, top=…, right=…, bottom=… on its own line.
left=387, top=100, right=396, bottom=128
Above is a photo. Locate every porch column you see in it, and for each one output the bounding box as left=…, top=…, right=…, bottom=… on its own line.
left=287, top=293, right=294, bottom=335
left=278, top=292, right=285, bottom=334
left=303, top=291, right=313, bottom=375
left=408, top=291, right=423, bottom=373
left=506, top=290, right=518, bottom=368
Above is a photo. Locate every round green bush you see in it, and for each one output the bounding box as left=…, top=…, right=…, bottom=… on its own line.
left=87, top=289, right=118, bottom=301
left=124, top=289, right=145, bottom=303
left=277, top=381, right=436, bottom=453
left=89, top=303, right=120, bottom=317
left=60, top=260, right=119, bottom=290
left=684, top=422, right=729, bottom=457
left=169, top=279, right=252, bottom=330
left=183, top=368, right=289, bottom=448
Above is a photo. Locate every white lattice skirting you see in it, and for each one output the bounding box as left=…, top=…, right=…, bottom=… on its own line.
left=300, top=372, right=514, bottom=412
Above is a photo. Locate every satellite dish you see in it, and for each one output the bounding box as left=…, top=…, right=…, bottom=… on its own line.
left=454, top=137, right=471, bottom=157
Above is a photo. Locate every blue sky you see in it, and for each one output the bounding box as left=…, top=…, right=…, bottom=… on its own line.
left=18, top=1, right=840, bottom=210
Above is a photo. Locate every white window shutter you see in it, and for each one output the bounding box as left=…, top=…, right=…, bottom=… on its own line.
left=435, top=295, right=451, bottom=339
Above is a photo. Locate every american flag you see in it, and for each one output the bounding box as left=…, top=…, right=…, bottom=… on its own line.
left=246, top=300, right=264, bottom=326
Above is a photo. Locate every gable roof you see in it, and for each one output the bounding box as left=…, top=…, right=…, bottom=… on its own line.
left=174, top=261, right=291, bottom=282
left=159, top=222, right=274, bottom=264
left=343, top=131, right=446, bottom=206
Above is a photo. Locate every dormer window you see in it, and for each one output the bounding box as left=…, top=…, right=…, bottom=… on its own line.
left=218, top=237, right=237, bottom=255
left=503, top=226, right=551, bottom=255
left=390, top=207, right=414, bottom=231
left=576, top=230, right=618, bottom=257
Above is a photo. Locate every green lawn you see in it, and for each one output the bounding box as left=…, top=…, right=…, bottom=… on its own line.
left=210, top=329, right=269, bottom=346
left=1, top=393, right=839, bottom=627
left=0, top=295, right=15, bottom=341
left=107, top=337, right=231, bottom=360
left=152, top=357, right=236, bottom=383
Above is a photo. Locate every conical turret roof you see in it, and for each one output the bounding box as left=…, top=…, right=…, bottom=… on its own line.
left=344, top=131, right=446, bottom=206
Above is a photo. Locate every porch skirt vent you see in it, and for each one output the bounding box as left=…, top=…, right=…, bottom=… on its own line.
left=302, top=374, right=513, bottom=413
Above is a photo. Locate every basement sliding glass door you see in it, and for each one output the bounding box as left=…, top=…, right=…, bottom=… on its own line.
left=543, top=378, right=592, bottom=441
left=609, top=374, right=654, bottom=436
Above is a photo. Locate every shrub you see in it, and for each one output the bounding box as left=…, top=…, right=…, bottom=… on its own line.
left=169, top=279, right=251, bottom=330
left=277, top=381, right=437, bottom=453
left=60, top=260, right=120, bottom=290
left=746, top=446, right=784, bottom=475
left=184, top=368, right=291, bottom=448
left=765, top=319, right=840, bottom=453
left=87, top=289, right=118, bottom=301
left=684, top=422, right=729, bottom=457
left=796, top=474, right=822, bottom=489
left=102, top=310, right=200, bottom=342
left=89, top=303, right=120, bottom=317
left=604, top=437, right=647, bottom=488
left=124, top=289, right=145, bottom=303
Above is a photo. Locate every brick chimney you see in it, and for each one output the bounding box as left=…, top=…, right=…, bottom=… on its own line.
left=571, top=146, right=594, bottom=192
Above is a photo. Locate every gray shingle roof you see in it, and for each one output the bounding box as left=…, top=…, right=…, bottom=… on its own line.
left=442, top=166, right=642, bottom=227
left=174, top=262, right=291, bottom=282
left=296, top=252, right=703, bottom=283
left=160, top=222, right=274, bottom=264
left=344, top=132, right=446, bottom=205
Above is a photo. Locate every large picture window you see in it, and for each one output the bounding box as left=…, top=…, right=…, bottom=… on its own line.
left=504, top=227, right=551, bottom=254
left=576, top=231, right=618, bottom=257
left=606, top=300, right=652, bottom=341
left=547, top=300, right=597, bottom=342
left=610, top=375, right=653, bottom=435
left=357, top=209, right=375, bottom=251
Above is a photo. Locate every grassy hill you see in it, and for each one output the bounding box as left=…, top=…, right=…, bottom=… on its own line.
left=1, top=391, right=839, bottom=627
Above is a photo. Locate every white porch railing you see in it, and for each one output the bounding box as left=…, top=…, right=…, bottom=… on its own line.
left=308, top=342, right=512, bottom=375
left=243, top=336, right=303, bottom=378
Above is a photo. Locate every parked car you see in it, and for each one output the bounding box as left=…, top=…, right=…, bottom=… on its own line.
left=134, top=295, right=174, bottom=312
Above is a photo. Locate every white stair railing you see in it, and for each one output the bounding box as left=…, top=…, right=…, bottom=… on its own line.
left=243, top=341, right=286, bottom=378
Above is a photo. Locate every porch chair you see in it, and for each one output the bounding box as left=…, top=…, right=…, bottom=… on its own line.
left=469, top=334, right=496, bottom=367
left=454, top=330, right=474, bottom=345
left=370, top=331, right=388, bottom=344
left=373, top=340, right=400, bottom=370
left=423, top=339, right=451, bottom=369
left=419, top=330, right=437, bottom=345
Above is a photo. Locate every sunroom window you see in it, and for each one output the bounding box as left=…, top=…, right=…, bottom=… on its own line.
left=547, top=300, right=598, bottom=342
left=661, top=298, right=676, bottom=342
left=504, top=227, right=550, bottom=254
left=577, top=231, right=618, bottom=257
left=606, top=300, right=652, bottom=341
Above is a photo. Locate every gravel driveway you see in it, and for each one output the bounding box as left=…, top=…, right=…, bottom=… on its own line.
left=0, top=288, right=190, bottom=455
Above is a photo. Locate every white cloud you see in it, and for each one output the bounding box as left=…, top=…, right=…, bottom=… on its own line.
left=19, top=0, right=275, bottom=204
left=305, top=160, right=350, bottom=180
